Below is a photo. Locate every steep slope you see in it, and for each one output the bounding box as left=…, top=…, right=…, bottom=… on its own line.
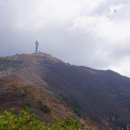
left=44, top=64, right=130, bottom=126
left=34, top=53, right=130, bottom=127
left=0, top=53, right=130, bottom=128
left=0, top=54, right=77, bottom=123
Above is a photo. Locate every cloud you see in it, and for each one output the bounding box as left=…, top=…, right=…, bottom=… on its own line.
left=0, top=0, right=130, bottom=77
left=68, top=0, right=130, bottom=74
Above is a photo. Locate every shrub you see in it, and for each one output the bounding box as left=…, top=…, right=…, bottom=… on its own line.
left=38, top=101, right=51, bottom=114
left=0, top=110, right=46, bottom=130
left=0, top=109, right=83, bottom=130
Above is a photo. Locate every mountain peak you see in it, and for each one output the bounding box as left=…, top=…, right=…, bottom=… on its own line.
left=0, top=53, right=130, bottom=129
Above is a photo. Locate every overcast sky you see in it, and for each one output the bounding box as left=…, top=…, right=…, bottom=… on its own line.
left=0, top=0, right=130, bottom=77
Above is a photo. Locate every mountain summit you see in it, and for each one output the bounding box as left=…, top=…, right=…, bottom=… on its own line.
left=0, top=53, right=130, bottom=128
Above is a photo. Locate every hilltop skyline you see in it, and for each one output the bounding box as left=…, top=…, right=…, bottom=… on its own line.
left=0, top=0, right=130, bottom=76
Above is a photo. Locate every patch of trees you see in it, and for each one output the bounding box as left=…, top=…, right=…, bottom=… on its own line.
left=0, top=58, right=23, bottom=70
left=0, top=109, right=82, bottom=130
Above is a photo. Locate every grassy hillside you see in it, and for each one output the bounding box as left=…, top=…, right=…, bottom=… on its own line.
left=0, top=53, right=129, bottom=129
left=0, top=76, right=77, bottom=123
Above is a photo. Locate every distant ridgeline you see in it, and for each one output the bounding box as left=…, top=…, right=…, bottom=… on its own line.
left=0, top=58, right=23, bottom=71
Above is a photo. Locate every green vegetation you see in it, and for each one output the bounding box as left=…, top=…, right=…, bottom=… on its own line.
left=0, top=109, right=83, bottom=130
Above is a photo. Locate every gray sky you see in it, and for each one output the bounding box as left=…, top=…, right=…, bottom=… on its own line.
left=0, top=0, right=130, bottom=77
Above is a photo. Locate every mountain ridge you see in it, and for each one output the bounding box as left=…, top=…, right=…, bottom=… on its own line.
left=0, top=53, right=130, bottom=129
